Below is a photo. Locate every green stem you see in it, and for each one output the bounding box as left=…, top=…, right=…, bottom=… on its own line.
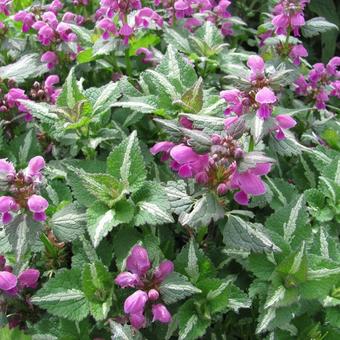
left=125, top=49, right=132, bottom=77
left=248, top=135, right=255, bottom=152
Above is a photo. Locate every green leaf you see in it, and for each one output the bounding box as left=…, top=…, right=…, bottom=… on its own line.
left=0, top=327, right=31, bottom=340
left=50, top=203, right=87, bottom=242
left=302, top=17, right=338, bottom=38
left=164, top=27, right=191, bottom=53
left=179, top=77, right=203, bottom=113
left=57, top=67, right=85, bottom=109
left=82, top=261, right=113, bottom=321
left=163, top=180, right=194, bottom=215
left=132, top=181, right=174, bottom=226
left=326, top=308, right=340, bottom=328
left=178, top=192, right=224, bottom=229
left=276, top=243, right=308, bottom=285
left=92, top=82, right=121, bottom=115
left=0, top=54, right=47, bottom=83
left=31, top=269, right=90, bottom=321
left=175, top=240, right=215, bottom=282
left=266, top=195, right=310, bottom=249
left=68, top=168, right=125, bottom=207
left=3, top=214, right=43, bottom=262
left=107, top=130, right=146, bottom=192
left=110, top=320, right=143, bottom=340
left=223, top=215, right=280, bottom=253
left=87, top=202, right=117, bottom=248
left=159, top=272, right=201, bottom=304
left=112, top=95, right=158, bottom=113
left=156, top=45, right=197, bottom=90
left=177, top=301, right=210, bottom=340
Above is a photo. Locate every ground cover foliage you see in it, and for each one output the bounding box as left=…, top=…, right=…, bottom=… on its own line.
left=0, top=0, right=340, bottom=339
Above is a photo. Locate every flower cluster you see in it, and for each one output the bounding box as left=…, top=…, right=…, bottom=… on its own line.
left=295, top=57, right=340, bottom=110
left=0, top=156, right=48, bottom=223
left=272, top=0, right=309, bottom=37
left=1, top=75, right=60, bottom=122
left=155, top=0, right=233, bottom=35
left=220, top=55, right=297, bottom=140
left=151, top=132, right=273, bottom=205
left=115, top=245, right=173, bottom=329
left=0, top=256, right=39, bottom=295
left=14, top=6, right=85, bottom=68
left=95, top=1, right=163, bottom=44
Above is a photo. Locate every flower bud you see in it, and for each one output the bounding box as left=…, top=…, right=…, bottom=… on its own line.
left=129, top=313, right=146, bottom=329
left=153, top=260, right=174, bottom=282
left=124, top=290, right=148, bottom=314
left=211, top=134, right=222, bottom=145
left=27, top=156, right=45, bottom=176
left=17, top=269, right=40, bottom=289
left=0, top=270, right=17, bottom=292
left=195, top=171, right=209, bottom=185
left=115, top=272, right=140, bottom=288
left=148, top=289, right=159, bottom=301
left=126, top=245, right=151, bottom=276
left=152, top=304, right=172, bottom=323
left=217, top=183, right=228, bottom=196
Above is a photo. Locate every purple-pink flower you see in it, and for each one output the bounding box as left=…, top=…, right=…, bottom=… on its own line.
left=27, top=195, right=49, bottom=222
left=115, top=245, right=174, bottom=329
left=0, top=256, right=39, bottom=296
left=289, top=44, right=308, bottom=66
left=41, top=51, right=58, bottom=70
left=272, top=0, right=309, bottom=37
left=231, top=162, right=272, bottom=205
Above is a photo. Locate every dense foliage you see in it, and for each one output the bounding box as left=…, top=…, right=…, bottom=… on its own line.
left=0, top=0, right=340, bottom=339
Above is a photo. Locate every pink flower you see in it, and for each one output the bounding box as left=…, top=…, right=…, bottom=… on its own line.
left=27, top=195, right=48, bottom=222
left=26, top=156, right=45, bottom=178
left=220, top=89, right=244, bottom=116
left=247, top=55, right=265, bottom=80
left=129, top=313, right=146, bottom=329
left=119, top=23, right=133, bottom=45
left=150, top=141, right=175, bottom=161
left=17, top=269, right=40, bottom=289
left=126, top=245, right=151, bottom=277
left=327, top=56, right=340, bottom=77
left=44, top=75, right=61, bottom=103
left=153, top=260, right=174, bottom=282
left=14, top=11, right=35, bottom=32
left=0, top=159, right=15, bottom=180
left=136, top=47, right=154, bottom=64
left=49, top=0, right=63, bottom=13
left=135, top=7, right=163, bottom=28
left=115, top=272, right=141, bottom=288
left=0, top=271, right=17, bottom=292
left=0, top=196, right=18, bottom=224
left=170, top=144, right=209, bottom=178
left=124, top=290, right=148, bottom=314
left=231, top=162, right=272, bottom=205
left=255, top=87, right=277, bottom=119
left=275, top=114, right=297, bottom=140
left=294, top=75, right=308, bottom=95
left=0, top=0, right=10, bottom=16
left=41, top=51, right=58, bottom=70
left=97, top=18, right=117, bottom=39
left=289, top=45, right=308, bottom=65
left=152, top=304, right=172, bottom=323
